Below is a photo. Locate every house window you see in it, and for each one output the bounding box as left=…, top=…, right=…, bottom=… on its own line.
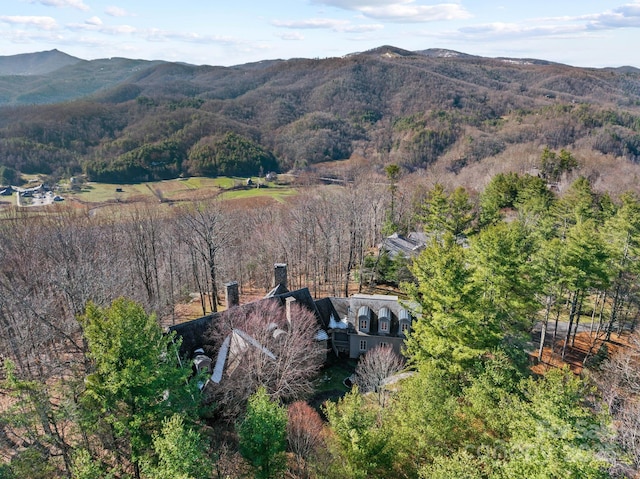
left=359, top=339, right=367, bottom=352
left=401, top=323, right=409, bottom=333
left=360, top=319, right=368, bottom=330
left=380, top=321, right=388, bottom=331
left=380, top=341, right=389, bottom=348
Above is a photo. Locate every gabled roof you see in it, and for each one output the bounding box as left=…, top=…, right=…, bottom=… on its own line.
left=168, top=286, right=325, bottom=357
left=315, top=297, right=349, bottom=327
left=273, top=287, right=324, bottom=326
left=211, top=329, right=276, bottom=384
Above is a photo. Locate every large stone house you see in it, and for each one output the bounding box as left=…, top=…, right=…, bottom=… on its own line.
left=169, top=264, right=414, bottom=364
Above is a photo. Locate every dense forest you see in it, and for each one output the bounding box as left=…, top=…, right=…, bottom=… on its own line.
left=1, top=47, right=640, bottom=185
left=2, top=162, right=640, bottom=477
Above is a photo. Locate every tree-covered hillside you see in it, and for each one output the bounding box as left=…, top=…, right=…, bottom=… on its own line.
left=1, top=47, right=640, bottom=183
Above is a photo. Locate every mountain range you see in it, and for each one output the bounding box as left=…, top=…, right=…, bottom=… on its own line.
left=2, top=46, right=638, bottom=107
left=0, top=47, right=639, bottom=186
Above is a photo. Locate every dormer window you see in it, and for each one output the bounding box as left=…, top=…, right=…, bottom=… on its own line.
left=399, top=308, right=411, bottom=337
left=357, top=306, right=371, bottom=333
left=378, top=307, right=391, bottom=335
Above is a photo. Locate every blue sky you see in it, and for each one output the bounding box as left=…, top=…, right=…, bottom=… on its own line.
left=1, top=1, right=639, bottom=68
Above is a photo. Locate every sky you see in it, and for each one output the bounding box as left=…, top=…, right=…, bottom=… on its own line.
left=1, top=1, right=640, bottom=68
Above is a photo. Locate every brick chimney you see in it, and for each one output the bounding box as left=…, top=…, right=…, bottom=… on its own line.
left=224, top=281, right=239, bottom=309
left=274, top=263, right=288, bottom=289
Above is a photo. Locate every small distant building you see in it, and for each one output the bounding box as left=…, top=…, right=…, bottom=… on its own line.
left=15, top=184, right=47, bottom=195
left=381, top=231, right=468, bottom=258
left=380, top=232, right=428, bottom=259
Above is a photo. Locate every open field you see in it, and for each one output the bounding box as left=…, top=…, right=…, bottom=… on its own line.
left=219, top=186, right=297, bottom=203
left=63, top=177, right=286, bottom=203
left=0, top=176, right=298, bottom=217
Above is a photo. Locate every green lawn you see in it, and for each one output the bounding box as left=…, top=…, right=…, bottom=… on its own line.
left=61, top=177, right=284, bottom=204
left=219, top=186, right=297, bottom=202
left=64, top=182, right=151, bottom=203
left=315, top=360, right=357, bottom=394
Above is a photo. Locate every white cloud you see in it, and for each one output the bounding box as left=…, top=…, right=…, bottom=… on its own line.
left=277, top=32, right=305, bottom=41
left=105, top=6, right=134, bottom=18
left=342, top=23, right=384, bottom=32
left=458, top=22, right=585, bottom=40
left=272, top=18, right=349, bottom=29
left=85, top=16, right=103, bottom=26
left=314, top=0, right=410, bottom=7
left=0, top=15, right=58, bottom=30
left=29, top=0, right=89, bottom=11
left=311, top=0, right=471, bottom=23
left=359, top=3, right=471, bottom=22
left=429, top=2, right=640, bottom=43
left=585, top=2, right=640, bottom=29
left=143, top=28, right=243, bottom=47
left=66, top=21, right=136, bottom=35
left=271, top=18, right=383, bottom=32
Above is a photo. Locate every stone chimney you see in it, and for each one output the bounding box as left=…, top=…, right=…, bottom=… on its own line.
left=285, top=296, right=296, bottom=326
left=274, top=263, right=288, bottom=289
left=224, top=281, right=239, bottom=309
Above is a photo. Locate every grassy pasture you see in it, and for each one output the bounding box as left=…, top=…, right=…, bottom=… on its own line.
left=60, top=177, right=294, bottom=204
left=219, top=185, right=297, bottom=203
left=0, top=176, right=298, bottom=219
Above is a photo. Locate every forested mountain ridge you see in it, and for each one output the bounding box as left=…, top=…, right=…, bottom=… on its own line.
left=0, top=49, right=81, bottom=76
left=1, top=46, right=640, bottom=184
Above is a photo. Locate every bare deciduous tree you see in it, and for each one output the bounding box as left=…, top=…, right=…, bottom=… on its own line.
left=354, top=344, right=405, bottom=406
left=178, top=200, right=232, bottom=313
left=207, top=300, right=324, bottom=418
left=592, top=332, right=640, bottom=471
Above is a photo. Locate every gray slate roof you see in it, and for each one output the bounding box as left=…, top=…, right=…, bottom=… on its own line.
left=381, top=232, right=427, bottom=258
left=169, top=285, right=324, bottom=357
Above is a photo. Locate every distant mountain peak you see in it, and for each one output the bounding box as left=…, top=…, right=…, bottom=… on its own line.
left=415, top=48, right=477, bottom=59
left=346, top=45, right=417, bottom=59
left=0, top=49, right=82, bottom=76
left=346, top=46, right=479, bottom=60
left=495, top=56, right=556, bottom=66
